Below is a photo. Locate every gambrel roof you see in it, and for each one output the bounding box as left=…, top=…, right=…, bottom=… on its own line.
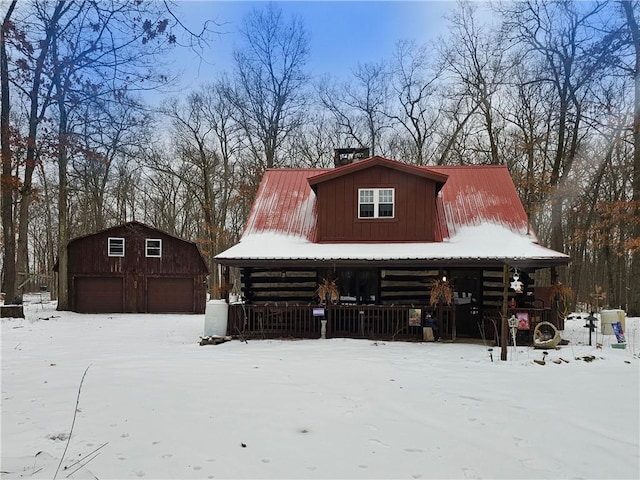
left=216, top=159, right=569, bottom=268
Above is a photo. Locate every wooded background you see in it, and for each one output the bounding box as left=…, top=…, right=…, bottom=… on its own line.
left=2, top=0, right=640, bottom=315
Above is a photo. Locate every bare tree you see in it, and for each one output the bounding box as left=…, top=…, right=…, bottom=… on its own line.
left=156, top=82, right=241, bottom=295
left=499, top=60, right=556, bottom=232
left=439, top=0, right=511, bottom=165
left=282, top=111, right=341, bottom=168
left=227, top=2, right=309, bottom=170
left=10, top=1, right=71, bottom=297
left=319, top=61, right=391, bottom=156
left=388, top=39, right=442, bottom=165
left=622, top=0, right=640, bottom=315
left=1, top=0, right=18, bottom=302
left=500, top=0, right=624, bottom=282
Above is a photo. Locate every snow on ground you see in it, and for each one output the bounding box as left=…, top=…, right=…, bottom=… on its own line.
left=2, top=295, right=639, bottom=479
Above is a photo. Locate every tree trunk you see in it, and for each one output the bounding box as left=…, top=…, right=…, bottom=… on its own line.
left=16, top=1, right=66, bottom=296
left=623, top=0, right=640, bottom=315
left=50, top=14, right=70, bottom=310
left=56, top=105, right=70, bottom=310
left=1, top=0, right=18, bottom=302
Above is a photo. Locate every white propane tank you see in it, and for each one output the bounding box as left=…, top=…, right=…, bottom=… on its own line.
left=600, top=309, right=626, bottom=336
left=204, top=300, right=229, bottom=337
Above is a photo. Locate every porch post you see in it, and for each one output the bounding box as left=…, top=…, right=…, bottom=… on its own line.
left=501, top=263, right=509, bottom=361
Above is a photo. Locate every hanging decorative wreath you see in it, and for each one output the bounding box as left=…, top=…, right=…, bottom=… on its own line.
left=316, top=278, right=339, bottom=305
left=430, top=278, right=453, bottom=306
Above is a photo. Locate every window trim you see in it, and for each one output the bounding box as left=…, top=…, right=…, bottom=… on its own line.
left=145, top=238, right=162, bottom=258
left=358, top=188, right=395, bottom=219
left=108, top=237, right=125, bottom=257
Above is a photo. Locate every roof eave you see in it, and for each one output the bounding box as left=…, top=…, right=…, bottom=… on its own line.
left=307, top=156, right=449, bottom=188
left=216, top=256, right=570, bottom=269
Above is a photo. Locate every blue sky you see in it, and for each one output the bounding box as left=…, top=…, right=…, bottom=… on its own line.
left=165, top=1, right=457, bottom=93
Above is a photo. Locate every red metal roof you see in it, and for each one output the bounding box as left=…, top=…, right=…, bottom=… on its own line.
left=241, top=162, right=533, bottom=243
left=242, top=168, right=328, bottom=241
left=428, top=165, right=533, bottom=241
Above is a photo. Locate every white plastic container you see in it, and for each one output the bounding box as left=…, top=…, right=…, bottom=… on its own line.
left=600, top=309, right=625, bottom=336
left=204, top=300, right=229, bottom=337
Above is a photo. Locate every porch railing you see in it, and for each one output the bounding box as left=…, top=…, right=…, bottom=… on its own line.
left=227, top=304, right=320, bottom=339
left=227, top=304, right=559, bottom=344
left=227, top=304, right=456, bottom=341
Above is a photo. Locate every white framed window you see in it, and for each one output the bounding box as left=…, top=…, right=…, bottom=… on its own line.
left=108, top=237, right=125, bottom=257
left=146, top=239, right=162, bottom=258
left=358, top=188, right=395, bottom=219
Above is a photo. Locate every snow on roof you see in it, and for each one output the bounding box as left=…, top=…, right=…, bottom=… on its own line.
left=216, top=162, right=568, bottom=266
left=216, top=223, right=569, bottom=266
left=429, top=165, right=534, bottom=240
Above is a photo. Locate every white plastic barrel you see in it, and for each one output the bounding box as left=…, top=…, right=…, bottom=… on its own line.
left=600, top=309, right=626, bottom=336
left=204, top=300, right=229, bottom=337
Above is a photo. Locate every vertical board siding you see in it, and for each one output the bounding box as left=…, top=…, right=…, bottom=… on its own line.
left=315, top=165, right=437, bottom=242
left=67, top=223, right=208, bottom=313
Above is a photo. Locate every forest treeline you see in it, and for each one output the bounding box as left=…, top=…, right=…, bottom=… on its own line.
left=2, top=0, right=640, bottom=314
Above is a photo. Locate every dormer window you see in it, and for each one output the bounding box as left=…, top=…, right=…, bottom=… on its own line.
left=358, top=188, right=394, bottom=218
left=146, top=239, right=162, bottom=258
left=108, top=237, right=125, bottom=257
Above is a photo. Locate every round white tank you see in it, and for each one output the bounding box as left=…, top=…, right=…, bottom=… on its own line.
left=204, top=300, right=229, bottom=337
left=600, top=309, right=625, bottom=336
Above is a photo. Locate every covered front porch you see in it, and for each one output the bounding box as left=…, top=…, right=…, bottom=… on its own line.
left=222, top=261, right=563, bottom=344
left=226, top=303, right=556, bottom=344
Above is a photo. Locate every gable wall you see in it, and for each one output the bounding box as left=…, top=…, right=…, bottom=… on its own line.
left=315, top=165, right=437, bottom=242
left=68, top=224, right=207, bottom=275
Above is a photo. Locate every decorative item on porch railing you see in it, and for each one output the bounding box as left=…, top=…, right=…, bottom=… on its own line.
left=316, top=277, right=340, bottom=305
left=429, top=278, right=453, bottom=306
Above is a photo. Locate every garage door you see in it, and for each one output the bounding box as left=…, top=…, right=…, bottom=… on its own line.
left=74, top=277, right=124, bottom=313
left=147, top=277, right=194, bottom=313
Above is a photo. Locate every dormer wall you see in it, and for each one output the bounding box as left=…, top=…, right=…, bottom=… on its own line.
left=314, top=165, right=438, bottom=242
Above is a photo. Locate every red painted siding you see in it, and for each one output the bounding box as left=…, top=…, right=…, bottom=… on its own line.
left=65, top=222, right=208, bottom=313
left=315, top=165, right=437, bottom=242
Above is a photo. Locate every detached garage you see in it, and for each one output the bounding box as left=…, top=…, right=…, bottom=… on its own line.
left=59, top=222, right=209, bottom=314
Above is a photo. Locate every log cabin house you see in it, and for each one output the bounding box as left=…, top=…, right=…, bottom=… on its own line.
left=215, top=153, right=570, bottom=342
left=59, top=221, right=209, bottom=314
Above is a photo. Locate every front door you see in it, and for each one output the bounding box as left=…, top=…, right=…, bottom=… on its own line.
left=449, top=269, right=481, bottom=337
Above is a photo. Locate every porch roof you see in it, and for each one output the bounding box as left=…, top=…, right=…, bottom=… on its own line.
left=216, top=223, right=570, bottom=269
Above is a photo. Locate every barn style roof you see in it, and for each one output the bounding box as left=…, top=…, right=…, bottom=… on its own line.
left=57, top=221, right=209, bottom=272
left=216, top=160, right=569, bottom=268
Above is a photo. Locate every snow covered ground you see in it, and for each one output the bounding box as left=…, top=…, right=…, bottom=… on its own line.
left=2, top=295, right=639, bottom=479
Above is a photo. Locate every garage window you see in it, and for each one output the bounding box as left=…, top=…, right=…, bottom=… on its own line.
left=146, top=239, right=162, bottom=258
left=108, top=237, right=125, bottom=257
